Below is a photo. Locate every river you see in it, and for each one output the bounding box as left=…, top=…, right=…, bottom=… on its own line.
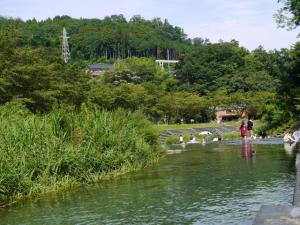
left=0, top=139, right=296, bottom=225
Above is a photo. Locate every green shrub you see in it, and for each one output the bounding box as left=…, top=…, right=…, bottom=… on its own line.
left=222, top=132, right=240, bottom=140
left=165, top=136, right=179, bottom=145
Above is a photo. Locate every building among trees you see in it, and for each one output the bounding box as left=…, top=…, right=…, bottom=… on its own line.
left=87, top=64, right=113, bottom=77
left=214, top=107, right=248, bottom=123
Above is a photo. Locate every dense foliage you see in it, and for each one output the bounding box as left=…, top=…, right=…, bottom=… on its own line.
left=0, top=28, right=90, bottom=112
left=0, top=103, right=160, bottom=204
left=276, top=0, right=300, bottom=29
left=259, top=0, right=300, bottom=133
left=0, top=16, right=288, bottom=123
left=0, top=15, right=189, bottom=62
left=175, top=41, right=280, bottom=94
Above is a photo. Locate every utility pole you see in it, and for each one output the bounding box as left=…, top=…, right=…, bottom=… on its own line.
left=61, top=27, right=71, bottom=63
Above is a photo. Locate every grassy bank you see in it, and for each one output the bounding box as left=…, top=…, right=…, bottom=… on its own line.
left=155, top=121, right=242, bottom=132
left=0, top=103, right=160, bottom=206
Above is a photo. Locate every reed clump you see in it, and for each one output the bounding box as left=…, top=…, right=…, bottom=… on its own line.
left=0, top=103, right=160, bottom=205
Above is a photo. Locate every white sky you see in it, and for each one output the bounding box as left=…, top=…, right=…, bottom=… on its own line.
left=0, top=0, right=299, bottom=50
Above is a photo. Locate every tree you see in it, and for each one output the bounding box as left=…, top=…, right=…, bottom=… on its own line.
left=103, top=57, right=170, bottom=85
left=280, top=42, right=300, bottom=116
left=276, top=0, right=300, bottom=29
left=272, top=0, right=300, bottom=125
left=0, top=28, right=90, bottom=112
left=0, top=15, right=190, bottom=62
left=175, top=41, right=278, bottom=94
left=88, top=84, right=116, bottom=110
left=114, top=83, right=148, bottom=111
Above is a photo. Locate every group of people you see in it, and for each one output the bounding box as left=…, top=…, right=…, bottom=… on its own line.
left=179, top=134, right=201, bottom=143
left=178, top=119, right=255, bottom=144
left=178, top=133, right=209, bottom=144
left=178, top=118, right=299, bottom=145
left=179, top=134, right=195, bottom=144
left=239, top=119, right=254, bottom=139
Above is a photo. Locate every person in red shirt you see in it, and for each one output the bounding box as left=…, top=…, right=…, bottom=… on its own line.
left=240, top=121, right=248, bottom=139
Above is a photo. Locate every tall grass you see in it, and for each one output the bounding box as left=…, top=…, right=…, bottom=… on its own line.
left=0, top=103, right=160, bottom=206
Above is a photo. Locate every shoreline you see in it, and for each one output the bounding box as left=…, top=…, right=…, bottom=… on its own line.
left=0, top=156, right=161, bottom=208
left=0, top=106, right=162, bottom=209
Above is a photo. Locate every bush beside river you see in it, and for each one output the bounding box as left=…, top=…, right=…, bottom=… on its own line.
left=0, top=103, right=160, bottom=206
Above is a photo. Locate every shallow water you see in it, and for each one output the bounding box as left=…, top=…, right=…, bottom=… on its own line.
left=0, top=139, right=296, bottom=225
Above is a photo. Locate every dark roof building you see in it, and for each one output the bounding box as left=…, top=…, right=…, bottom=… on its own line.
left=87, top=64, right=113, bottom=77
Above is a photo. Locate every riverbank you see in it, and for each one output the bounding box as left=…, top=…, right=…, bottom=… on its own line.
left=156, top=121, right=262, bottom=144
left=0, top=103, right=161, bottom=207
left=154, top=121, right=243, bottom=132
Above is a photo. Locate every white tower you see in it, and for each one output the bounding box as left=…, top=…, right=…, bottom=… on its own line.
left=61, top=27, right=71, bottom=63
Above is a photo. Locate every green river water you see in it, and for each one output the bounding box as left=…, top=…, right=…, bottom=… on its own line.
left=0, top=139, right=296, bottom=225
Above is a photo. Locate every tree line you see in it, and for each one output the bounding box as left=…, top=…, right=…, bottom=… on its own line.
left=0, top=9, right=299, bottom=130
left=0, top=15, right=189, bottom=62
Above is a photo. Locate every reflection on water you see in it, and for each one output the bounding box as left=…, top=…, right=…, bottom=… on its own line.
left=0, top=140, right=296, bottom=225
left=241, top=139, right=255, bottom=162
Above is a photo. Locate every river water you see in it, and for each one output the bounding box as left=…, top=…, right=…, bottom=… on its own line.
left=0, top=139, right=296, bottom=225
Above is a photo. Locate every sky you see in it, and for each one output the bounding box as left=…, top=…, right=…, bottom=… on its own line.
left=0, top=0, right=299, bottom=50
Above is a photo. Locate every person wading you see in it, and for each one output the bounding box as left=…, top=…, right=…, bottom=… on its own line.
left=179, top=135, right=184, bottom=144
left=247, top=119, right=254, bottom=138
left=240, top=121, right=248, bottom=139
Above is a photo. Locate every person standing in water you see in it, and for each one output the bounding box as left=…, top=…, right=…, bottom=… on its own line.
left=247, top=119, right=254, bottom=138
left=189, top=134, right=194, bottom=142
left=240, top=121, right=248, bottom=139
left=179, top=135, right=184, bottom=144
